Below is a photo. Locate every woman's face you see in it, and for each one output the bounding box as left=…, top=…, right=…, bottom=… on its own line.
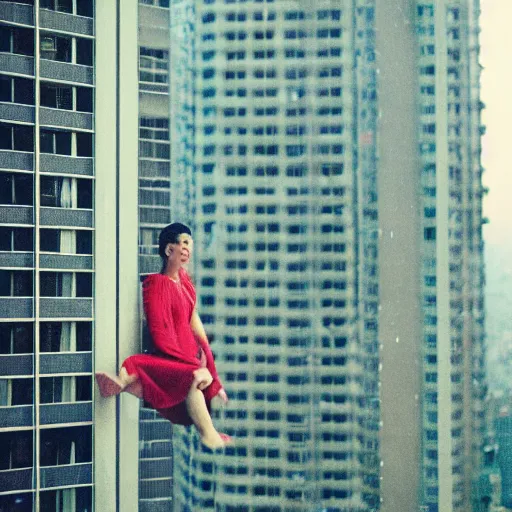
left=165, top=233, right=193, bottom=267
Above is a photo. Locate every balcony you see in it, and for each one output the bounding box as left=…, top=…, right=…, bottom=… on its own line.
left=0, top=297, right=33, bottom=318
left=39, top=9, right=93, bottom=36
left=0, top=252, right=33, bottom=268
left=0, top=102, right=35, bottom=124
left=139, top=419, right=172, bottom=442
left=40, top=107, right=92, bottom=131
left=39, top=462, right=92, bottom=489
left=0, top=354, right=33, bottom=376
left=0, top=150, right=33, bottom=171
left=139, top=457, right=172, bottom=480
left=0, top=405, right=33, bottom=429
left=39, top=154, right=93, bottom=176
left=139, top=254, right=160, bottom=275
left=40, top=60, right=93, bottom=85
left=39, top=253, right=93, bottom=270
left=0, top=468, right=33, bottom=492
left=0, top=52, right=33, bottom=76
left=140, top=477, right=173, bottom=500
left=39, top=297, right=92, bottom=318
left=40, top=352, right=92, bottom=374
left=40, top=207, right=93, bottom=228
left=40, top=401, right=92, bottom=425
left=139, top=159, right=170, bottom=178
left=0, top=1, right=33, bottom=26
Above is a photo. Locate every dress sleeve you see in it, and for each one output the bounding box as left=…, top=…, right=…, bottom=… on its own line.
left=143, top=275, right=199, bottom=367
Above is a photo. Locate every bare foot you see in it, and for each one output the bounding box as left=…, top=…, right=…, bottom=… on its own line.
left=201, top=432, right=234, bottom=450
left=95, top=372, right=124, bottom=397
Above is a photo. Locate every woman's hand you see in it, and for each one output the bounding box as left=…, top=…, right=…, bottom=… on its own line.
left=192, top=368, right=213, bottom=390
left=217, top=388, right=229, bottom=404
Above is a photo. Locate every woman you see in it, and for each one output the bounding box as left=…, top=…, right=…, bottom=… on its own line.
left=95, top=222, right=231, bottom=450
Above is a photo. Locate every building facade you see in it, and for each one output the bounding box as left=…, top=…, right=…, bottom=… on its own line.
left=0, top=1, right=488, bottom=511
left=171, top=1, right=379, bottom=511
left=0, top=0, right=140, bottom=511
left=1, top=1, right=95, bottom=510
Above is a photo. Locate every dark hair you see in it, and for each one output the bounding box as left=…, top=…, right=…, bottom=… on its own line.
left=158, top=222, right=192, bottom=259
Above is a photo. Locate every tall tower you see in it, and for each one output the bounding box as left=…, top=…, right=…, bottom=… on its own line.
left=0, top=1, right=140, bottom=511
left=171, top=1, right=379, bottom=510
left=378, top=2, right=487, bottom=512
left=137, top=2, right=175, bottom=511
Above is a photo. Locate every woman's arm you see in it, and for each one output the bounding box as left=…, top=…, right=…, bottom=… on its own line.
left=190, top=309, right=228, bottom=403
left=190, top=309, right=208, bottom=343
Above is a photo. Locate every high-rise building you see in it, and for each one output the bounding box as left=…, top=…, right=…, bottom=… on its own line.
left=0, top=0, right=140, bottom=510
left=378, top=1, right=487, bottom=512
left=0, top=1, right=95, bottom=510
left=171, top=1, right=379, bottom=511
left=1, top=1, right=488, bottom=511
left=137, top=2, right=175, bottom=511
left=168, top=1, right=487, bottom=512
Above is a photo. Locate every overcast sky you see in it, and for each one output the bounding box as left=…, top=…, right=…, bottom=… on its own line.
left=480, top=0, right=512, bottom=249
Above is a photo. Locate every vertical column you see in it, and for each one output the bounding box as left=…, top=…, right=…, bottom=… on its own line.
left=376, top=2, right=422, bottom=512
left=117, top=0, right=140, bottom=508
left=94, top=0, right=118, bottom=511
left=434, top=1, right=453, bottom=510
left=95, top=0, right=139, bottom=511
left=34, top=1, right=41, bottom=510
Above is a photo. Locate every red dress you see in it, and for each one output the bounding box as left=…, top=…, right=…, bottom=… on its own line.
left=122, top=268, right=222, bottom=425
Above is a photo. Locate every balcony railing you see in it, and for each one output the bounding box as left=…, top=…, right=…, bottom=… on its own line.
left=0, top=1, right=33, bottom=26
left=39, top=297, right=93, bottom=318
left=39, top=8, right=93, bottom=36
left=40, top=462, right=92, bottom=488
left=40, top=401, right=92, bottom=425
left=39, top=154, right=93, bottom=176
left=0, top=252, right=34, bottom=268
left=39, top=352, right=92, bottom=374
left=0, top=102, right=35, bottom=124
left=39, top=253, right=93, bottom=270
left=0, top=150, right=33, bottom=171
left=40, top=107, right=93, bottom=131
left=40, top=207, right=93, bottom=228
left=0, top=297, right=33, bottom=318
left=0, top=405, right=33, bottom=429
left=40, top=59, right=93, bottom=85
left=0, top=53, right=34, bottom=76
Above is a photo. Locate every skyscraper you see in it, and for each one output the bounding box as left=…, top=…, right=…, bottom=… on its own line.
left=378, top=2, right=487, bottom=512
left=168, top=1, right=487, bottom=512
left=0, top=1, right=140, bottom=510
left=1, top=2, right=95, bottom=509
left=171, top=1, right=379, bottom=510
left=1, top=1, right=488, bottom=511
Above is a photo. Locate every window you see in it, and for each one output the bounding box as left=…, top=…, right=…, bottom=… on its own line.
left=0, top=432, right=33, bottom=470
left=40, top=176, right=92, bottom=209
left=0, top=227, right=33, bottom=252
left=139, top=47, right=169, bottom=85
left=39, top=229, right=92, bottom=254
left=0, top=26, right=34, bottom=56
left=40, top=0, right=72, bottom=14
left=40, top=272, right=92, bottom=298
left=40, top=426, right=92, bottom=466
left=0, top=76, right=34, bottom=105
left=0, top=123, right=33, bottom=152
left=0, top=323, right=33, bottom=354
left=0, top=270, right=32, bottom=297
left=40, top=83, right=79, bottom=111
left=0, top=172, right=33, bottom=205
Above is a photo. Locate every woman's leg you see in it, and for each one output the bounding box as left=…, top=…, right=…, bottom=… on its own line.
left=95, top=367, right=141, bottom=398
left=185, top=384, right=229, bottom=449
